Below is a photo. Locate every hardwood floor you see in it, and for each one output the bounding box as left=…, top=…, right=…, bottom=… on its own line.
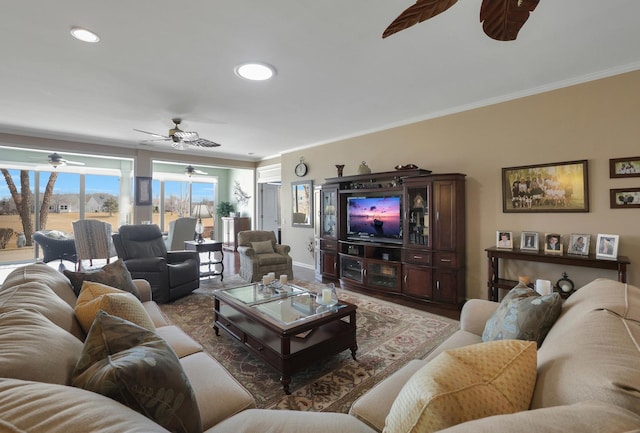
left=222, top=252, right=461, bottom=321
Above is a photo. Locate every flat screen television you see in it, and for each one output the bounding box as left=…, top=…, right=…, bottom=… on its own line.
left=346, top=195, right=402, bottom=243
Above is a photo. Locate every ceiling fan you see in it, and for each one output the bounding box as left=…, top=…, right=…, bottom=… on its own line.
left=134, top=118, right=222, bottom=150
left=47, top=152, right=85, bottom=168
left=383, top=0, right=540, bottom=41
left=184, top=165, right=208, bottom=177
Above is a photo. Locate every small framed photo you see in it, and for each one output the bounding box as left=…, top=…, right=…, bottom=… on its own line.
left=520, top=231, right=539, bottom=251
left=610, top=188, right=640, bottom=209
left=596, top=234, right=619, bottom=259
left=496, top=231, right=513, bottom=249
left=609, top=157, right=640, bottom=178
left=543, top=233, right=563, bottom=255
left=568, top=233, right=590, bottom=256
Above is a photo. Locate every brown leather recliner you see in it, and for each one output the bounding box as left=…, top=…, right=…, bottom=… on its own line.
left=112, top=224, right=200, bottom=303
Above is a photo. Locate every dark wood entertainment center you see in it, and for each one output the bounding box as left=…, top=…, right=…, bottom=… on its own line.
left=319, top=169, right=466, bottom=306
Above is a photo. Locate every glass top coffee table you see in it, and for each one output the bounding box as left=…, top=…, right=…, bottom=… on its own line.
left=213, top=283, right=358, bottom=394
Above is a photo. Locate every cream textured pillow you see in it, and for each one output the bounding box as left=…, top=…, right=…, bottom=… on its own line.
left=383, top=340, right=537, bottom=433
left=74, top=281, right=155, bottom=334
left=251, top=240, right=274, bottom=254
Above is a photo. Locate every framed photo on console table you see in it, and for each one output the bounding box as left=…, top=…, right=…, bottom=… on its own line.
left=496, top=231, right=513, bottom=249
left=543, top=233, right=563, bottom=255
left=520, top=231, right=539, bottom=251
left=502, top=160, right=589, bottom=213
left=596, top=234, right=619, bottom=259
left=568, top=233, right=590, bottom=256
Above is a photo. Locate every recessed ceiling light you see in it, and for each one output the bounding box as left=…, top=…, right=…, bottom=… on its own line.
left=235, top=63, right=276, bottom=81
left=70, top=27, right=100, bottom=43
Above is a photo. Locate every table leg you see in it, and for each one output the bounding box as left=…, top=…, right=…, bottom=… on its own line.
left=350, top=343, right=358, bottom=360
left=280, top=375, right=291, bottom=395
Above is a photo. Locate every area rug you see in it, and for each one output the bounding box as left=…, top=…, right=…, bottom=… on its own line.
left=159, top=274, right=459, bottom=413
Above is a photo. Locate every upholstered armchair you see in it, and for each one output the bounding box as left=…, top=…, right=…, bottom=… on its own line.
left=112, top=224, right=200, bottom=303
left=164, top=217, right=197, bottom=251
left=237, top=230, right=293, bottom=283
left=72, top=220, right=116, bottom=271
left=32, top=230, right=78, bottom=271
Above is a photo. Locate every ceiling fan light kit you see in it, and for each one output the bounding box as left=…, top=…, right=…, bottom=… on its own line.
left=383, top=0, right=539, bottom=41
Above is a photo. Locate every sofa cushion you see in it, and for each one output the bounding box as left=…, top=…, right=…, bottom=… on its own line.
left=531, top=279, right=640, bottom=414
left=0, top=309, right=83, bottom=385
left=0, top=261, right=77, bottom=307
left=72, top=311, right=201, bottom=433
left=0, top=378, right=172, bottom=433
left=482, top=283, right=562, bottom=347
left=0, top=280, right=84, bottom=340
left=384, top=340, right=537, bottom=433
left=208, top=409, right=377, bottom=433
left=251, top=240, right=274, bottom=254
left=74, top=281, right=155, bottom=333
left=436, top=401, right=640, bottom=433
left=179, top=352, right=256, bottom=430
left=63, top=259, right=140, bottom=299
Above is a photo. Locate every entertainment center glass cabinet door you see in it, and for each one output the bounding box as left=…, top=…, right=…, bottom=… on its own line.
left=404, top=180, right=430, bottom=249
left=320, top=185, right=340, bottom=280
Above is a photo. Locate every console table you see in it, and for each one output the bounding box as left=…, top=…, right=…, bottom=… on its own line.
left=485, top=246, right=630, bottom=302
left=185, top=240, right=224, bottom=280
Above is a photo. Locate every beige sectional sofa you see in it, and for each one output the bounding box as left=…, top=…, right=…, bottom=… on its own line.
left=1, top=262, right=639, bottom=433
left=0, top=262, right=255, bottom=432
left=211, top=278, right=640, bottom=432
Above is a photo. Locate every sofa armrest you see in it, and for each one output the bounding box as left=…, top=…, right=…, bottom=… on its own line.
left=459, top=299, right=499, bottom=336
left=133, top=279, right=152, bottom=302
left=124, top=257, right=167, bottom=272
left=273, top=244, right=290, bottom=255
left=167, top=250, right=199, bottom=264
left=237, top=246, right=255, bottom=257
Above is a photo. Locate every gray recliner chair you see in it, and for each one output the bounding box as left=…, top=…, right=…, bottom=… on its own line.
left=237, top=230, right=293, bottom=283
left=112, top=224, right=200, bottom=303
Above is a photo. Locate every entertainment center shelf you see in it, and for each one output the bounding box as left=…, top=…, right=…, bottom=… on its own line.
left=319, top=169, right=466, bottom=307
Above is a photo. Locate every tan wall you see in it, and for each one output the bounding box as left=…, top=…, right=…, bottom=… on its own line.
left=281, top=70, right=640, bottom=300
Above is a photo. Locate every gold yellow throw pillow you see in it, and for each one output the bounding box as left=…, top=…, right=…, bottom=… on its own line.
left=75, top=281, right=155, bottom=334
left=383, top=340, right=537, bottom=433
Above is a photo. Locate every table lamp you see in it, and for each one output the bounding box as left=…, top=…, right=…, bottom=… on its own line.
left=193, top=203, right=212, bottom=243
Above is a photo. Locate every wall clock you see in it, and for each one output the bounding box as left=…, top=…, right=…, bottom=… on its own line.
left=295, top=158, right=308, bottom=177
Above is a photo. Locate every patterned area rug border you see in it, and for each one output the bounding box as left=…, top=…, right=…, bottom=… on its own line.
left=159, top=275, right=459, bottom=412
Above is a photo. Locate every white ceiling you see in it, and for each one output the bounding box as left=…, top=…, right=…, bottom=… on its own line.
left=2, top=1, right=640, bottom=162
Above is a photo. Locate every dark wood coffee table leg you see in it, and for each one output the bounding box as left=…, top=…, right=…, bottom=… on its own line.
left=350, top=343, right=358, bottom=360
left=280, top=375, right=291, bottom=395
left=213, top=298, right=220, bottom=336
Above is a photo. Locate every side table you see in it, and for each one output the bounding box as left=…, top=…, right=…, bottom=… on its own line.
left=184, top=240, right=224, bottom=280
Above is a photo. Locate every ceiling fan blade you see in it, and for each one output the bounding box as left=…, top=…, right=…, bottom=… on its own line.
left=190, top=138, right=221, bottom=148
left=64, top=160, right=85, bottom=166
left=383, top=0, right=458, bottom=38
left=480, top=0, right=539, bottom=41
left=133, top=129, right=170, bottom=139
left=139, top=138, right=172, bottom=143
left=174, top=130, right=199, bottom=141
